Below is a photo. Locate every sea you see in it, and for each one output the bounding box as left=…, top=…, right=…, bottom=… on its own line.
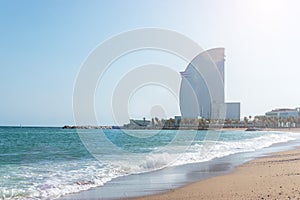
left=1, top=127, right=299, bottom=200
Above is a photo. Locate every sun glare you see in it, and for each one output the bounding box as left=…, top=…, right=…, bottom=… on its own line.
left=252, top=0, right=283, bottom=22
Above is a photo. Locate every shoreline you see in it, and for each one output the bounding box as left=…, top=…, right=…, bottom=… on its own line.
left=133, top=147, right=300, bottom=200
left=132, top=129, right=300, bottom=200
left=59, top=129, right=300, bottom=200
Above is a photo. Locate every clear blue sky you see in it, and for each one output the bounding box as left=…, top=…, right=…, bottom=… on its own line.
left=1, top=0, right=300, bottom=126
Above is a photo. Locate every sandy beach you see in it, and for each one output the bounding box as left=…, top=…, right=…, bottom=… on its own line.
left=132, top=128, right=300, bottom=200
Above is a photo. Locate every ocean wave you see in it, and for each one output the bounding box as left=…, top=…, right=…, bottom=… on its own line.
left=1, top=131, right=296, bottom=200
left=173, top=133, right=295, bottom=166
left=0, top=160, right=127, bottom=200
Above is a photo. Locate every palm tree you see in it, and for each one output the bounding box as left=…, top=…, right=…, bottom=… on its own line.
left=169, top=118, right=175, bottom=127
left=181, top=118, right=187, bottom=126
left=164, top=119, right=170, bottom=128
left=155, top=117, right=159, bottom=126
left=243, top=116, right=248, bottom=127
left=161, top=119, right=166, bottom=127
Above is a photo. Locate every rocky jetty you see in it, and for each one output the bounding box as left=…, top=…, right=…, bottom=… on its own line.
left=62, top=125, right=112, bottom=129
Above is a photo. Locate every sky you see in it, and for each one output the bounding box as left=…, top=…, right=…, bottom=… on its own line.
left=1, top=0, right=300, bottom=126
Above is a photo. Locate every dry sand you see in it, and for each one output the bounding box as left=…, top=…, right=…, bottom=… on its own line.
left=134, top=128, right=300, bottom=200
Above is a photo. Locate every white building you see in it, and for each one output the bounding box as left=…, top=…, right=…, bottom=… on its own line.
left=265, top=108, right=298, bottom=119
left=179, top=48, right=240, bottom=120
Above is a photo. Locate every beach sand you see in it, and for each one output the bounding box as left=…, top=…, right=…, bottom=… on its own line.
left=133, top=129, right=300, bottom=200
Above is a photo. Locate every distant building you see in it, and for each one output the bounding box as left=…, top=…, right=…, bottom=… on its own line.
left=226, top=102, right=241, bottom=120
left=174, top=116, right=181, bottom=126
left=265, top=108, right=298, bottom=119
left=179, top=47, right=240, bottom=120
left=125, top=118, right=151, bottom=129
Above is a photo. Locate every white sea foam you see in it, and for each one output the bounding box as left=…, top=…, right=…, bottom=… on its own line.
left=1, top=131, right=297, bottom=200
left=1, top=160, right=129, bottom=200
left=173, top=133, right=295, bottom=166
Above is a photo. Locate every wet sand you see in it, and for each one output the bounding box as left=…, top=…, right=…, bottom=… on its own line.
left=134, top=128, right=300, bottom=200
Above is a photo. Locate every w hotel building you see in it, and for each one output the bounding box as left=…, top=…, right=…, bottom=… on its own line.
left=180, top=48, right=240, bottom=120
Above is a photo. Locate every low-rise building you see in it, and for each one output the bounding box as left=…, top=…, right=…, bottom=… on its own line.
left=225, top=102, right=240, bottom=120
left=265, top=108, right=298, bottom=119
left=124, top=118, right=151, bottom=129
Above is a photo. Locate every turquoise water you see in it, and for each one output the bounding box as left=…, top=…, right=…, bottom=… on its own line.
left=0, top=127, right=297, bottom=199
left=0, top=127, right=90, bottom=164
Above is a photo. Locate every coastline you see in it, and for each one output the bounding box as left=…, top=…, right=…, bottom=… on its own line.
left=59, top=128, right=300, bottom=200
left=132, top=128, right=300, bottom=200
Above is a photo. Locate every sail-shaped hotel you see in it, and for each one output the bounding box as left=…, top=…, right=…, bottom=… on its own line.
left=179, top=48, right=240, bottom=120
